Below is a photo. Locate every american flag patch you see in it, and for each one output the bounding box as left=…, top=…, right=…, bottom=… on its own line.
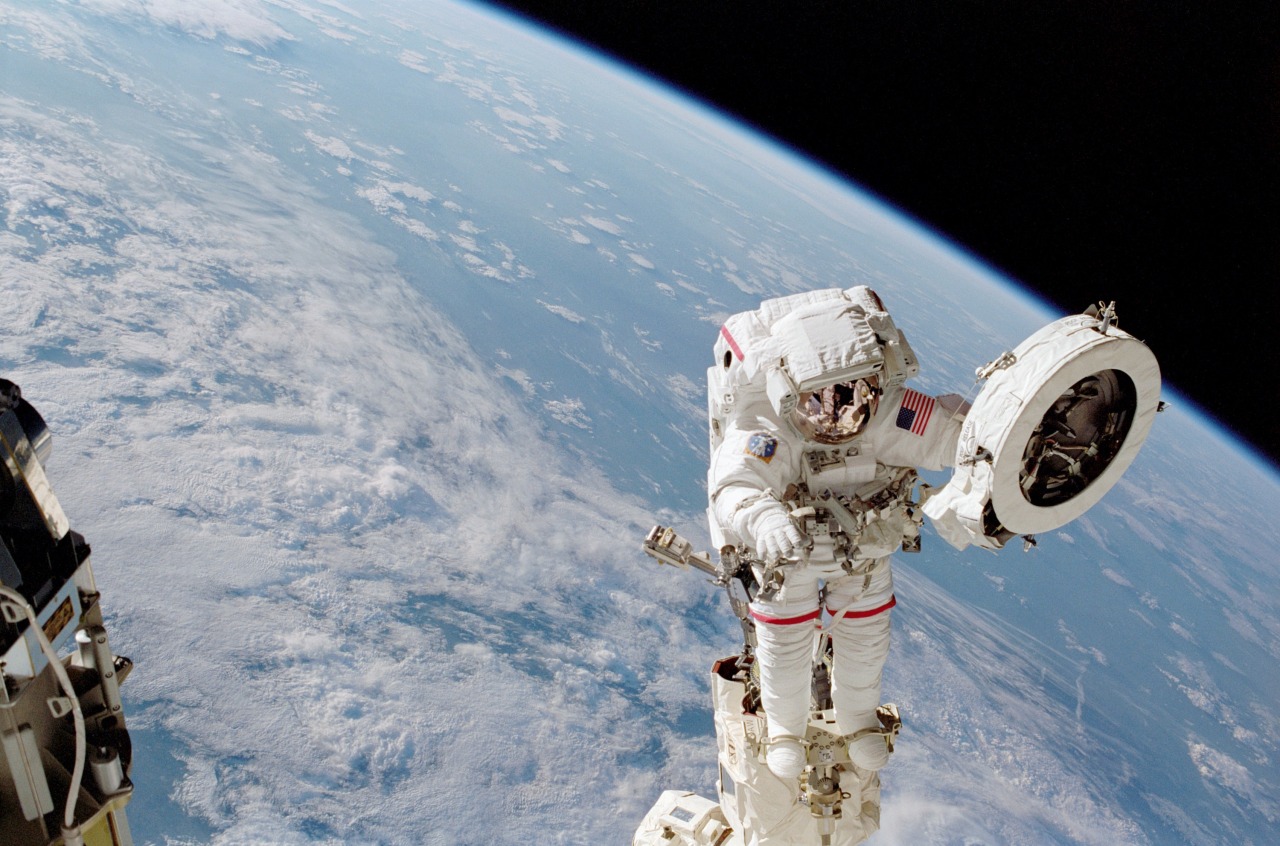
left=896, top=389, right=935, bottom=436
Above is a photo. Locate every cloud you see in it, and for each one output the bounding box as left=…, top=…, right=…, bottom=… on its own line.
left=537, top=300, right=586, bottom=323
left=0, top=90, right=710, bottom=843
left=78, top=0, right=295, bottom=46
left=582, top=214, right=623, bottom=236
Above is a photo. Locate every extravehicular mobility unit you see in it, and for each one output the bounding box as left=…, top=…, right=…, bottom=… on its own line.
left=635, top=298, right=1160, bottom=846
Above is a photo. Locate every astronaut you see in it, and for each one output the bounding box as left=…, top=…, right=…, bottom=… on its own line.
left=707, top=286, right=967, bottom=781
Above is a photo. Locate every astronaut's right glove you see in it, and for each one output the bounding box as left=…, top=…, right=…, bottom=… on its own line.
left=754, top=508, right=804, bottom=563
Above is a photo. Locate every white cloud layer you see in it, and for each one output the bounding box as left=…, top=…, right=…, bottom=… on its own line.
left=0, top=90, right=711, bottom=842
left=77, top=0, right=296, bottom=45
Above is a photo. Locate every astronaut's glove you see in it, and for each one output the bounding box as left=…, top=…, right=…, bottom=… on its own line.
left=755, top=509, right=804, bottom=563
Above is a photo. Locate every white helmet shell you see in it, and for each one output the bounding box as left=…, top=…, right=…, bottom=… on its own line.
left=758, top=286, right=917, bottom=421
left=709, top=286, right=917, bottom=447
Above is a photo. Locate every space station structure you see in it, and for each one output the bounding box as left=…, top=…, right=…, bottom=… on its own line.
left=0, top=380, right=136, bottom=846
left=634, top=293, right=1161, bottom=846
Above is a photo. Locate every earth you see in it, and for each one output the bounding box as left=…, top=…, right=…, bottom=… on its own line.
left=1, top=1, right=1277, bottom=844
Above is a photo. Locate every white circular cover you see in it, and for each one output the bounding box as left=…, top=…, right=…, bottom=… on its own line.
left=959, top=313, right=1161, bottom=535
left=926, top=312, right=1167, bottom=547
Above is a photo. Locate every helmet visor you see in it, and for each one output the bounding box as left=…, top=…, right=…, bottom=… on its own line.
left=791, top=377, right=880, bottom=444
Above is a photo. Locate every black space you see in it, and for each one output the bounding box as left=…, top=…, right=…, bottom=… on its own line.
left=488, top=1, right=1280, bottom=467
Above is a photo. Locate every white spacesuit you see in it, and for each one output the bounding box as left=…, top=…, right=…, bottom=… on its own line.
left=634, top=294, right=1162, bottom=846
left=706, top=286, right=967, bottom=780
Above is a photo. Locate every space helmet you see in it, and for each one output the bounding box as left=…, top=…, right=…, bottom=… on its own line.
left=760, top=286, right=918, bottom=443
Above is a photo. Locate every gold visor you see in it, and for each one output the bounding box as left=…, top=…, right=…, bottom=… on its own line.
left=790, top=376, right=880, bottom=444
